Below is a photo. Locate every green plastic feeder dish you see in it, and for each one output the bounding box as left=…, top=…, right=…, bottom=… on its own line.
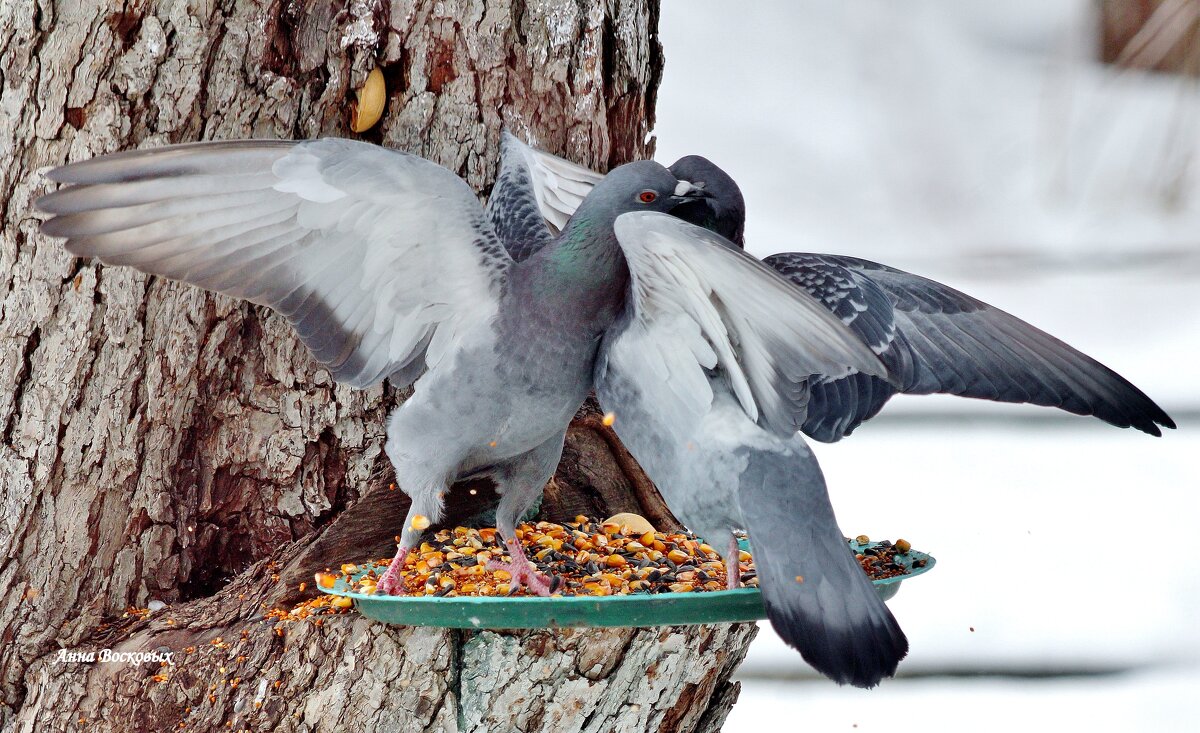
left=317, top=540, right=934, bottom=629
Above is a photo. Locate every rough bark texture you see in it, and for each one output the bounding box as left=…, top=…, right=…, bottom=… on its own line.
left=0, top=1, right=753, bottom=731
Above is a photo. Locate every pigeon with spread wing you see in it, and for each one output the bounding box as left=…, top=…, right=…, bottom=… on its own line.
left=492, top=133, right=1174, bottom=687
left=489, top=134, right=910, bottom=686
left=36, top=137, right=887, bottom=608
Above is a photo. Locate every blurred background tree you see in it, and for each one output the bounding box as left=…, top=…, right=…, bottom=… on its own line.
left=1102, top=0, right=1200, bottom=75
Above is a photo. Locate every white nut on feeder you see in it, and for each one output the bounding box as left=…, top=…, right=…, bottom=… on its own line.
left=601, top=512, right=655, bottom=535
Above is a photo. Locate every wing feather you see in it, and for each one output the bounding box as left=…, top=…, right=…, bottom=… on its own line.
left=486, top=132, right=602, bottom=246
left=38, top=138, right=511, bottom=388
left=765, top=253, right=1175, bottom=439
left=602, top=212, right=890, bottom=438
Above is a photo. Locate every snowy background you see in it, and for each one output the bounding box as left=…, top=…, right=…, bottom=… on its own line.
left=652, top=1, right=1199, bottom=730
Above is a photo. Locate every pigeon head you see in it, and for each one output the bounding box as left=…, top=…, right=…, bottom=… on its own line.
left=572, top=159, right=711, bottom=224
left=667, top=156, right=746, bottom=248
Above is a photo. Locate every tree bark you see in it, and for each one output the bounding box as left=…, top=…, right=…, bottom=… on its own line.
left=0, top=1, right=754, bottom=731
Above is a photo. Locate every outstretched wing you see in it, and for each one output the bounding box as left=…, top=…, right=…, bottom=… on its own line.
left=38, top=138, right=511, bottom=389
left=485, top=132, right=557, bottom=261
left=596, top=212, right=890, bottom=443
left=485, top=131, right=601, bottom=253
left=767, top=253, right=1175, bottom=439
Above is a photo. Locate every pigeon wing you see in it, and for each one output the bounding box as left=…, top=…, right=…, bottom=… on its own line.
left=766, top=253, right=907, bottom=441
left=485, top=132, right=558, bottom=261
left=38, top=138, right=511, bottom=389
left=766, top=252, right=1175, bottom=439
left=598, top=212, right=890, bottom=439
left=488, top=131, right=601, bottom=238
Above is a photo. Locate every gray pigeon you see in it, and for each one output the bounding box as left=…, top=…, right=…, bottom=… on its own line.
left=490, top=134, right=909, bottom=687
left=36, top=137, right=886, bottom=602
left=492, top=134, right=1175, bottom=687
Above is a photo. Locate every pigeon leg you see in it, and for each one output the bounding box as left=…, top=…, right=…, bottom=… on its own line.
left=487, top=537, right=553, bottom=597
left=486, top=431, right=567, bottom=597
left=377, top=545, right=412, bottom=596
left=375, top=450, right=450, bottom=595
left=726, top=534, right=741, bottom=590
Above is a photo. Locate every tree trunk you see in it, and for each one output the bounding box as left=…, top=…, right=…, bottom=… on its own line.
left=1100, top=0, right=1200, bottom=75
left=0, top=1, right=754, bottom=731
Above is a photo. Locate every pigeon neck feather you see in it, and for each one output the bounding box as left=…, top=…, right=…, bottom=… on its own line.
left=544, top=210, right=625, bottom=283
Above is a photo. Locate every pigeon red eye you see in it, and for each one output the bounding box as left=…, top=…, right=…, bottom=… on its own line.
left=638, top=190, right=657, bottom=203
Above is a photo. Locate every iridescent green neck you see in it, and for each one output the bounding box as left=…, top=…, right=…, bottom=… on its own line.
left=546, top=212, right=621, bottom=280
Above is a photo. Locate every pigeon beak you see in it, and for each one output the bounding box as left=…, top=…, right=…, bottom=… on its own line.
left=670, top=180, right=713, bottom=203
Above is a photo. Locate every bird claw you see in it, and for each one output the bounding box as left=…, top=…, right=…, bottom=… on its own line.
left=376, top=546, right=411, bottom=596
left=486, top=558, right=554, bottom=597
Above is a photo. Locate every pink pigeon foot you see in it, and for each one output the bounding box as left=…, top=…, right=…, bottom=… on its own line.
left=726, top=535, right=741, bottom=590
left=376, top=545, right=411, bottom=596
left=486, top=538, right=553, bottom=597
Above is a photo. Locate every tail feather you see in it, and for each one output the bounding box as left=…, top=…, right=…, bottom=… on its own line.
left=738, top=439, right=908, bottom=688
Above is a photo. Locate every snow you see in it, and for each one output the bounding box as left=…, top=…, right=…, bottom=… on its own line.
left=746, top=421, right=1200, bottom=674
left=653, top=1, right=1200, bottom=729
left=727, top=668, right=1200, bottom=733
left=654, top=1, right=1200, bottom=267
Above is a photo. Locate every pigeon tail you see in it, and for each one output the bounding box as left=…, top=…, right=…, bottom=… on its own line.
left=737, top=441, right=908, bottom=688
